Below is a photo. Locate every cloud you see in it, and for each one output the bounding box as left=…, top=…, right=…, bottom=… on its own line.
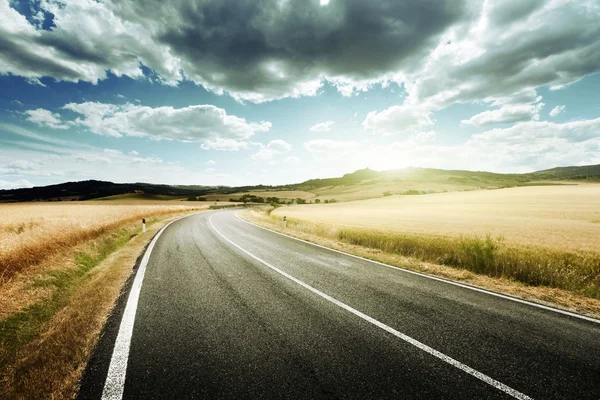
left=1, top=0, right=465, bottom=102
left=0, top=0, right=182, bottom=85
left=251, top=139, right=292, bottom=161
left=470, top=118, right=600, bottom=145
left=30, top=102, right=272, bottom=149
left=404, top=1, right=600, bottom=109
left=461, top=102, right=544, bottom=127
left=283, top=156, right=300, bottom=165
left=549, top=105, right=566, bottom=118
left=206, top=160, right=216, bottom=165
left=25, top=108, right=68, bottom=129
left=309, top=121, right=335, bottom=132
left=129, top=150, right=139, bottom=156
left=103, top=148, right=123, bottom=155
left=363, top=105, right=433, bottom=135
left=200, top=138, right=250, bottom=151
left=132, top=157, right=162, bottom=164
left=3, top=1, right=599, bottom=108
left=0, top=179, right=33, bottom=190
left=266, top=139, right=291, bottom=153
left=415, top=131, right=436, bottom=142
left=304, top=139, right=360, bottom=155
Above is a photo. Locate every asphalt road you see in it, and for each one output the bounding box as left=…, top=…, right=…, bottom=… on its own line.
left=79, top=210, right=600, bottom=400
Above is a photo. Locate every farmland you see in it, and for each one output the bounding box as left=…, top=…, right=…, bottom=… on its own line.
left=271, top=184, right=600, bottom=252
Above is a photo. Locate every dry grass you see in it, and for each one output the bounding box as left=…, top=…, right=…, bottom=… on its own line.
left=241, top=209, right=600, bottom=318
left=0, top=202, right=205, bottom=281
left=0, top=214, right=186, bottom=399
left=311, top=181, right=474, bottom=202
left=273, top=184, right=600, bottom=252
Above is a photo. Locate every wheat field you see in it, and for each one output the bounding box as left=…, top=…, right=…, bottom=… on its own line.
left=271, top=184, right=600, bottom=252
left=0, top=201, right=204, bottom=281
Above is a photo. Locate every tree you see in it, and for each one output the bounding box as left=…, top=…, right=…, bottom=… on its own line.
left=314, top=199, right=321, bottom=204
left=186, top=196, right=197, bottom=201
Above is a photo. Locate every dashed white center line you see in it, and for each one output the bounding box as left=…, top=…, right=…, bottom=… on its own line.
left=209, top=213, right=533, bottom=400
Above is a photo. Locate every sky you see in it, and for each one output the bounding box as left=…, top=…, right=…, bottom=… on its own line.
left=1, top=0, right=599, bottom=189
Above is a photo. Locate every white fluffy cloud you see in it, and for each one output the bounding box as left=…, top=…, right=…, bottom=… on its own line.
left=415, top=131, right=436, bottom=142
left=404, top=1, right=600, bottom=109
left=461, top=102, right=544, bottom=127
left=0, top=0, right=182, bottom=85
left=309, top=121, right=335, bottom=132
left=251, top=139, right=292, bottom=161
left=0, top=179, right=33, bottom=190
left=470, top=118, right=600, bottom=145
left=25, top=108, right=68, bottom=129
left=549, top=105, right=566, bottom=118
left=304, top=139, right=360, bottom=155
left=283, top=156, right=300, bottom=165
left=363, top=105, right=433, bottom=135
left=25, top=102, right=271, bottom=150
left=63, top=103, right=271, bottom=142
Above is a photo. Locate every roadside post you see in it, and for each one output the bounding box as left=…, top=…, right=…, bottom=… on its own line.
left=283, top=216, right=287, bottom=230
left=142, top=218, right=146, bottom=233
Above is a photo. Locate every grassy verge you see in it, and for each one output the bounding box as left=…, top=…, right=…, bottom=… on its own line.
left=0, top=213, right=193, bottom=399
left=0, top=207, right=199, bottom=282
left=241, top=208, right=600, bottom=317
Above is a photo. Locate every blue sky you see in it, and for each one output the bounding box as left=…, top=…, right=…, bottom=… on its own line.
left=1, top=0, right=599, bottom=189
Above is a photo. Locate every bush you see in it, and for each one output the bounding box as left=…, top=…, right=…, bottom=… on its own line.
left=197, top=197, right=207, bottom=201
left=314, top=199, right=321, bottom=204
left=383, top=191, right=393, bottom=197
left=296, top=198, right=306, bottom=204
left=186, top=196, right=197, bottom=201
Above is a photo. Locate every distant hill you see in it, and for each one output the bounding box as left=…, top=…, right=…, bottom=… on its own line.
left=526, top=164, right=600, bottom=180
left=0, top=180, right=218, bottom=203
left=1, top=164, right=598, bottom=202
left=293, top=164, right=600, bottom=190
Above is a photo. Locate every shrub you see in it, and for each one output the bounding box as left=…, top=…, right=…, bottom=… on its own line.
left=383, top=191, right=393, bottom=197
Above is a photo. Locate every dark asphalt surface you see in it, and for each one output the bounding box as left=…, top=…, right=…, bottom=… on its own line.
left=79, top=210, right=600, bottom=399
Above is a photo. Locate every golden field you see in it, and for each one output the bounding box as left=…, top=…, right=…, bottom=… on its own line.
left=272, top=184, right=600, bottom=252
left=0, top=201, right=206, bottom=281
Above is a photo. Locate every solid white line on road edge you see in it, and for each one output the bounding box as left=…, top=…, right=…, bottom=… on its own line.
left=101, top=213, right=197, bottom=400
left=234, top=212, right=600, bottom=325
left=209, top=214, right=532, bottom=400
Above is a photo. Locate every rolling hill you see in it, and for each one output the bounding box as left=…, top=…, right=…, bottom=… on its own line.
left=1, top=164, right=598, bottom=203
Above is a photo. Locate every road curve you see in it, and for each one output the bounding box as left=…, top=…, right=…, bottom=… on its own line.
left=79, top=210, right=600, bottom=400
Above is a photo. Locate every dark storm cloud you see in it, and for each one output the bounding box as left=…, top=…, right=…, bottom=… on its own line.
left=111, top=0, right=467, bottom=100
left=1, top=0, right=600, bottom=105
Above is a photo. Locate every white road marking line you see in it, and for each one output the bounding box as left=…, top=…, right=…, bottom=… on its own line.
left=101, top=214, right=198, bottom=400
left=234, top=212, right=600, bottom=325
left=209, top=214, right=532, bottom=400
